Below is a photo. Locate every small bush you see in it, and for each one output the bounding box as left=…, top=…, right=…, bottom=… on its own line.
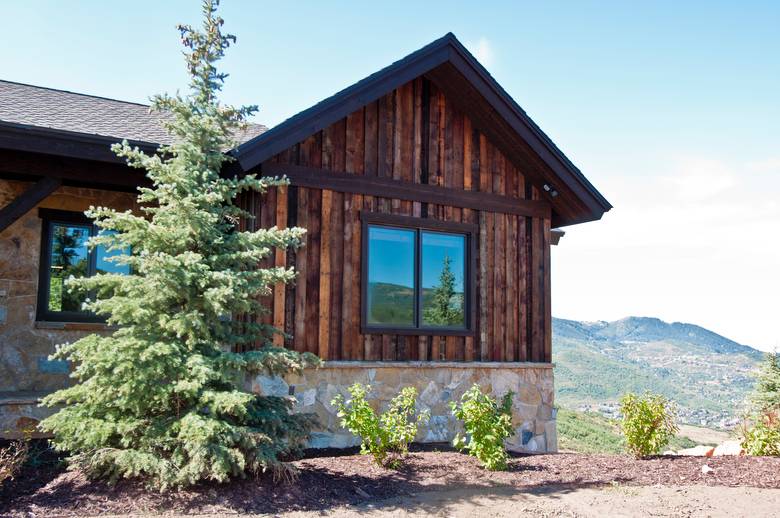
left=741, top=410, right=780, bottom=456
left=332, top=384, right=428, bottom=467
left=450, top=384, right=514, bottom=471
left=0, top=438, right=29, bottom=486
left=619, top=392, right=679, bottom=458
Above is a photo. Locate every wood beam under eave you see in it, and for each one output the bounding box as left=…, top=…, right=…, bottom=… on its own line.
left=0, top=176, right=62, bottom=233
left=551, top=229, right=565, bottom=246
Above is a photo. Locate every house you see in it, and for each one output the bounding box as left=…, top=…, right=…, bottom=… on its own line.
left=0, top=34, right=611, bottom=451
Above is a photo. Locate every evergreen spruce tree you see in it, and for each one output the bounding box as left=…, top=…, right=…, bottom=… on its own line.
left=750, top=351, right=780, bottom=413
left=40, top=0, right=318, bottom=488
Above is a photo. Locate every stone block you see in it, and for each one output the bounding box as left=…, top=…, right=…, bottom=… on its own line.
left=253, top=375, right=289, bottom=397
left=544, top=420, right=558, bottom=452
left=37, top=357, right=70, bottom=374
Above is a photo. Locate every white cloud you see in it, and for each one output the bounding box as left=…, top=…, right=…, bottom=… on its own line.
left=663, top=156, right=735, bottom=201
left=746, top=157, right=780, bottom=174
left=467, top=37, right=495, bottom=68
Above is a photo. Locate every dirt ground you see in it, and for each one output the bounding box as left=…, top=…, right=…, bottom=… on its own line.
left=677, top=425, right=732, bottom=446
left=276, top=484, right=780, bottom=518
left=3, top=449, right=779, bottom=517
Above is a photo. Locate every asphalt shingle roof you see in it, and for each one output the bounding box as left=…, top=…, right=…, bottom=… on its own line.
left=0, top=79, right=267, bottom=146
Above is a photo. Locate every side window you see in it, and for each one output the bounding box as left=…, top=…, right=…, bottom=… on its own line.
left=37, top=210, right=129, bottom=322
left=362, top=213, right=475, bottom=335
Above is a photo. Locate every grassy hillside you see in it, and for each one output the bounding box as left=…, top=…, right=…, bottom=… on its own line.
left=557, top=408, right=697, bottom=453
left=367, top=282, right=463, bottom=325
left=553, top=317, right=761, bottom=428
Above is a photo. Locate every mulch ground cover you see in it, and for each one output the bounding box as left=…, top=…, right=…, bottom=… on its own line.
left=2, top=443, right=779, bottom=517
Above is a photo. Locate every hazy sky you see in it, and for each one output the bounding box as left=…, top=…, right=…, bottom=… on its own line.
left=3, top=1, right=778, bottom=350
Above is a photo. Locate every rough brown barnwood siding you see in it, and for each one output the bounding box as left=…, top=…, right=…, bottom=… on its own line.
left=244, top=79, right=552, bottom=362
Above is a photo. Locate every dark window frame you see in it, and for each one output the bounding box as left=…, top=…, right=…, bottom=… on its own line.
left=360, top=212, right=477, bottom=336
left=36, top=208, right=106, bottom=323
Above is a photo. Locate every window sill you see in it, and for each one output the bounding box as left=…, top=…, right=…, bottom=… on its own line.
left=361, top=327, right=476, bottom=337
left=35, top=321, right=115, bottom=331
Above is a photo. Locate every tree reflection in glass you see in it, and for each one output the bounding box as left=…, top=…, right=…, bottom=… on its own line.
left=48, top=224, right=90, bottom=312
left=421, top=232, right=465, bottom=327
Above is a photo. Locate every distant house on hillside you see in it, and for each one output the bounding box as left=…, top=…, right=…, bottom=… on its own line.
left=0, top=34, right=611, bottom=450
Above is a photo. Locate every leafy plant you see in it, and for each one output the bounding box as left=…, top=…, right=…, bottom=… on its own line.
left=332, top=384, right=428, bottom=467
left=741, top=410, right=780, bottom=456
left=0, top=438, right=29, bottom=486
left=450, top=384, right=514, bottom=471
left=39, top=0, right=319, bottom=489
left=619, top=392, right=679, bottom=458
left=740, top=352, right=780, bottom=456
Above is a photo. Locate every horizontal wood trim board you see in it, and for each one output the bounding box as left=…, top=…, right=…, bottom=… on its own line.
left=261, top=163, right=551, bottom=219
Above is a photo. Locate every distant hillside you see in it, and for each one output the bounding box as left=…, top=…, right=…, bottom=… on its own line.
left=556, top=407, right=697, bottom=453
left=553, top=316, right=763, bottom=428
left=367, top=282, right=464, bottom=325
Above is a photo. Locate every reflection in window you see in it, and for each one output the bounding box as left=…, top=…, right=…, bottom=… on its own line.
left=364, top=222, right=470, bottom=332
left=39, top=211, right=131, bottom=321
left=48, top=224, right=91, bottom=312
left=421, top=232, right=466, bottom=327
left=95, top=230, right=131, bottom=275
left=366, top=226, right=415, bottom=326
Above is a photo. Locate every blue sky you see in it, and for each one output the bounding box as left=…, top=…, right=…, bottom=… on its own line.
left=3, top=1, right=779, bottom=350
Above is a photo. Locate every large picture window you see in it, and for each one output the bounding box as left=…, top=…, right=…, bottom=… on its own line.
left=361, top=212, right=476, bottom=335
left=37, top=209, right=130, bottom=322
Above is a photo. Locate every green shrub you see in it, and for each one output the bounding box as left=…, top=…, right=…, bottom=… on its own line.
left=450, top=384, right=514, bottom=471
left=0, top=437, right=29, bottom=486
left=741, top=410, right=780, bottom=456
left=619, top=392, right=679, bottom=458
left=332, top=384, right=428, bottom=467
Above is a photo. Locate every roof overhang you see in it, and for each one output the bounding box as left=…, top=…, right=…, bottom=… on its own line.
left=0, top=121, right=159, bottom=164
left=233, top=33, right=611, bottom=227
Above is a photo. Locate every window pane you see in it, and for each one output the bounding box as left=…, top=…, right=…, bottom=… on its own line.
left=95, top=230, right=131, bottom=275
left=421, top=231, right=466, bottom=328
left=48, top=223, right=90, bottom=312
left=366, top=226, right=415, bottom=326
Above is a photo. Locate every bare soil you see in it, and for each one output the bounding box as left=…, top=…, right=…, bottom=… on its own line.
left=677, top=425, right=732, bottom=446
left=1, top=447, right=779, bottom=517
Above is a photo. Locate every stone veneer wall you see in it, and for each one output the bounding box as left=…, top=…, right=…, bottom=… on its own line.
left=0, top=179, right=138, bottom=437
left=250, top=361, right=557, bottom=453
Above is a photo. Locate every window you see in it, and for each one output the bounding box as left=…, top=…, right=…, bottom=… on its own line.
left=361, top=212, right=476, bottom=335
left=37, top=209, right=130, bottom=322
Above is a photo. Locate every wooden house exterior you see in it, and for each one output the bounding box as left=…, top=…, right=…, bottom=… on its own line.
left=0, top=34, right=610, bottom=450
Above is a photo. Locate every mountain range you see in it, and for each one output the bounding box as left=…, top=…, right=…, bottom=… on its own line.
left=552, top=316, right=764, bottom=428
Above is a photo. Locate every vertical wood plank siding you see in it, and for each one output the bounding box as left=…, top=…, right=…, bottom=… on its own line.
left=241, top=79, right=552, bottom=362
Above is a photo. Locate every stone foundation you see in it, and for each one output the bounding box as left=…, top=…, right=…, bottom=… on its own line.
left=250, top=361, right=557, bottom=453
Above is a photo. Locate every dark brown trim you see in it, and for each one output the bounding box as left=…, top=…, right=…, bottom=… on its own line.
left=551, top=229, right=565, bottom=245
left=262, top=163, right=551, bottom=219
left=0, top=121, right=159, bottom=164
left=359, top=211, right=477, bottom=337
left=0, top=149, right=147, bottom=191
left=0, top=176, right=61, bottom=233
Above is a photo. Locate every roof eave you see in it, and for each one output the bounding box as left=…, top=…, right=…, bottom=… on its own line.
left=0, top=120, right=160, bottom=164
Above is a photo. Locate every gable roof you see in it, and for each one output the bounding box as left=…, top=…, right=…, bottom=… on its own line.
left=233, top=33, right=611, bottom=227
left=0, top=80, right=267, bottom=162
